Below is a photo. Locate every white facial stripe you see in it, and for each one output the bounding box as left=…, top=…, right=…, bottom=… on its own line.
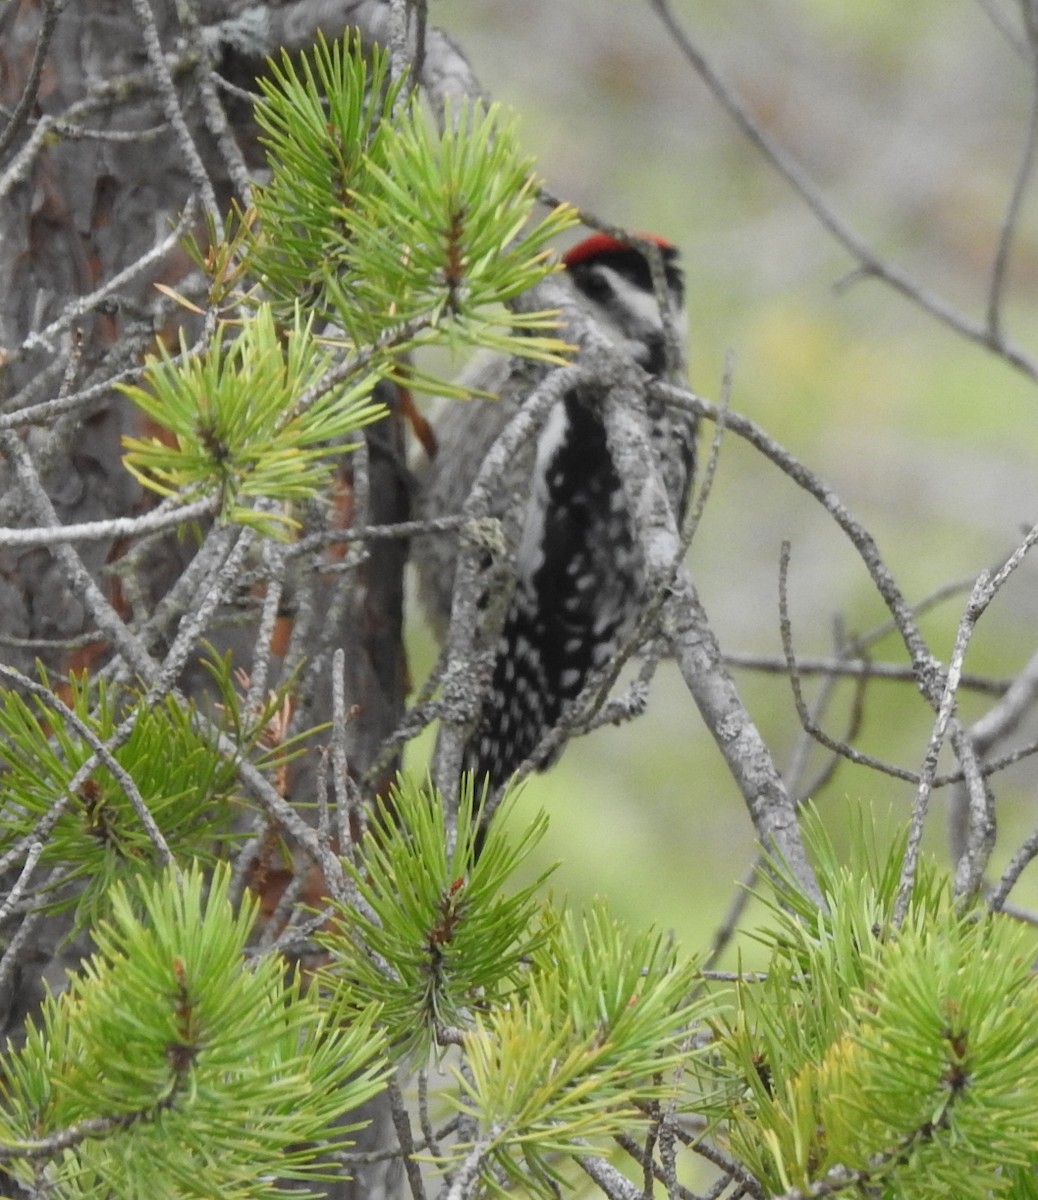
left=577, top=266, right=688, bottom=363
left=516, top=401, right=569, bottom=581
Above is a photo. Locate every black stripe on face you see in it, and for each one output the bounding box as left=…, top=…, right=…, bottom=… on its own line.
left=566, top=246, right=684, bottom=305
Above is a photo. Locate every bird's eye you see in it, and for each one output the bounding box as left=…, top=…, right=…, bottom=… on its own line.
left=579, top=267, right=615, bottom=304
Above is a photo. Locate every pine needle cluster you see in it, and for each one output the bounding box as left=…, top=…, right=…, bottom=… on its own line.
left=702, top=812, right=1038, bottom=1199
left=0, top=865, right=386, bottom=1199
left=118, top=33, right=576, bottom=534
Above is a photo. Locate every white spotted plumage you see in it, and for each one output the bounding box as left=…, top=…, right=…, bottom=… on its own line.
left=415, top=234, right=696, bottom=785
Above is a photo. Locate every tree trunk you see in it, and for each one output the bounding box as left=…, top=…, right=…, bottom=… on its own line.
left=0, top=3, right=409, bottom=1195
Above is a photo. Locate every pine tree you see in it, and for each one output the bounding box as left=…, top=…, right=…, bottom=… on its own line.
left=4, top=7, right=1038, bottom=1200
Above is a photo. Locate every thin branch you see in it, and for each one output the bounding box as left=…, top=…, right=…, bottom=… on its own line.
left=0, top=0, right=68, bottom=159
left=144, top=524, right=256, bottom=705
left=991, top=832, right=1038, bottom=910
left=951, top=641, right=1038, bottom=855
left=600, top=373, right=822, bottom=904
left=387, top=1072, right=428, bottom=1200
left=987, top=46, right=1038, bottom=337
left=0, top=495, right=217, bottom=548
left=0, top=1105, right=171, bottom=1163
left=966, top=646, right=1038, bottom=751
left=22, top=118, right=172, bottom=146
left=331, top=647, right=364, bottom=860
left=653, top=381, right=943, bottom=705
left=14, top=196, right=197, bottom=362
left=674, top=1135, right=765, bottom=1200
left=683, top=353, right=731, bottom=543
left=950, top=720, right=993, bottom=898
left=577, top=1152, right=642, bottom=1200
left=0, top=429, right=158, bottom=681
left=896, top=574, right=990, bottom=921
left=0, top=694, right=142, bottom=879
left=702, top=857, right=763, bottom=972
left=127, top=0, right=220, bottom=222
left=650, top=0, right=1038, bottom=380
left=430, top=364, right=585, bottom=806
left=0, top=664, right=177, bottom=870
left=778, top=542, right=919, bottom=784
left=0, top=901, right=50, bottom=1020
left=0, top=628, right=105, bottom=651
left=440, top=1128, right=499, bottom=1200
left=793, top=621, right=869, bottom=800
left=724, top=651, right=1007, bottom=696
left=613, top=1132, right=702, bottom=1200
left=935, top=733, right=1038, bottom=785
left=0, top=841, right=45, bottom=926
left=360, top=652, right=449, bottom=793
left=839, top=572, right=984, bottom=657
left=168, top=0, right=255, bottom=207
left=244, top=544, right=287, bottom=724
left=0, top=327, right=161, bottom=429
left=503, top=348, right=726, bottom=782
left=704, top=630, right=862, bottom=972
left=3, top=420, right=347, bottom=885
left=657, top=386, right=1001, bottom=852
left=334, top=1116, right=460, bottom=1166
left=0, top=53, right=203, bottom=201
left=289, top=513, right=471, bottom=557
left=127, top=519, right=238, bottom=661
left=417, top=1069, right=443, bottom=1164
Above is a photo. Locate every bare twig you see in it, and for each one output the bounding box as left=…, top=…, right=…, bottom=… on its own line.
left=430, top=364, right=584, bottom=807
left=0, top=495, right=217, bottom=548
left=387, top=1072, right=428, bottom=1200
left=702, top=857, right=764, bottom=972
left=127, top=0, right=220, bottom=222
left=653, top=382, right=942, bottom=702
left=14, top=196, right=197, bottom=362
left=601, top=375, right=821, bottom=904
left=290, top=513, right=470, bottom=557
left=0, top=0, right=68, bottom=159
left=614, top=1132, right=700, bottom=1200
left=244, top=544, right=287, bottom=723
left=650, top=0, right=1038, bottom=380
left=168, top=0, right=255, bottom=207
left=778, top=542, right=919, bottom=785
left=331, top=647, right=365, bottom=859
left=987, top=45, right=1038, bottom=337
left=577, top=1151, right=643, bottom=1200
left=0, top=429, right=158, bottom=681
left=0, top=841, right=45, bottom=927
left=440, top=1128, right=499, bottom=1200
left=951, top=646, right=1038, bottom=858
left=724, top=651, right=1006, bottom=696
left=674, top=1134, right=765, bottom=1200
left=896, top=575, right=990, bottom=921
left=0, top=901, right=50, bottom=1019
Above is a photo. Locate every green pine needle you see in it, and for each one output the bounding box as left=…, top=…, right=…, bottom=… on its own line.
left=702, top=806, right=1038, bottom=1199
left=246, top=32, right=406, bottom=312
left=0, top=864, right=388, bottom=1199
left=318, top=774, right=552, bottom=1060
left=120, top=305, right=386, bottom=536
left=0, top=671, right=242, bottom=929
left=446, top=902, right=706, bottom=1197
left=338, top=96, right=577, bottom=355
left=232, top=33, right=576, bottom=377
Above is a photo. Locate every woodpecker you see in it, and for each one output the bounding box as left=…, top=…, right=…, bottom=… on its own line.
left=416, top=233, right=696, bottom=787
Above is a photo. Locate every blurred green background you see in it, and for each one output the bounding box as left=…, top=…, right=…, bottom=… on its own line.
left=407, top=0, right=1038, bottom=959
